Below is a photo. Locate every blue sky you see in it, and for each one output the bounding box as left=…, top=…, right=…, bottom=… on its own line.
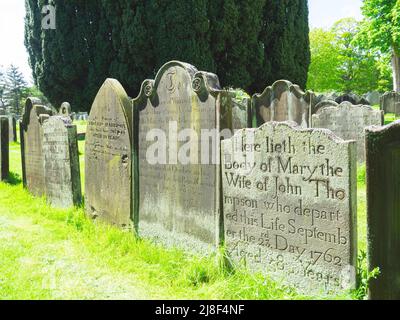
left=0, top=0, right=364, bottom=84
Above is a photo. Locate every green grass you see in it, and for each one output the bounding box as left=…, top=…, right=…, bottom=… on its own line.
left=0, top=140, right=371, bottom=300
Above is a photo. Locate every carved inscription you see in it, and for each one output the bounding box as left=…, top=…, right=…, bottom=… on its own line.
left=222, top=122, right=357, bottom=294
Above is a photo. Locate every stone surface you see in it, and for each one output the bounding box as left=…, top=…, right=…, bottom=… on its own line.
left=335, top=93, right=369, bottom=106
left=20, top=98, right=53, bottom=196
left=85, top=79, right=133, bottom=228
left=312, top=102, right=384, bottom=162
left=252, top=80, right=315, bottom=128
left=364, top=91, right=381, bottom=106
left=43, top=116, right=82, bottom=208
left=222, top=122, right=357, bottom=295
left=380, top=91, right=400, bottom=116
left=133, top=61, right=250, bottom=253
left=0, top=116, right=9, bottom=180
left=8, top=116, right=17, bottom=142
left=59, top=102, right=72, bottom=116
left=366, top=120, right=400, bottom=300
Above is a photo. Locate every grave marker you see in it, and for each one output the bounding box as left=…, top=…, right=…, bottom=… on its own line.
left=222, top=121, right=357, bottom=294
left=43, top=116, right=81, bottom=208
left=0, top=116, right=9, bottom=180
left=380, top=91, right=400, bottom=116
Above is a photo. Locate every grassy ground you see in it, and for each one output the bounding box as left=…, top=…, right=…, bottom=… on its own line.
left=0, top=120, right=376, bottom=300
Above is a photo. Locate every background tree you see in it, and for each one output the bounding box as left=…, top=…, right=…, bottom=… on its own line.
left=0, top=68, right=6, bottom=107
left=3, top=65, right=28, bottom=115
left=25, top=0, right=311, bottom=111
left=357, top=0, right=400, bottom=92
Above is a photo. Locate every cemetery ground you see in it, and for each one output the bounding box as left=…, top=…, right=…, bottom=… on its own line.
left=2, top=115, right=399, bottom=300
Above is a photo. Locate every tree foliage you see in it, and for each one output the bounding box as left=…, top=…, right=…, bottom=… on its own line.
left=25, top=0, right=311, bottom=111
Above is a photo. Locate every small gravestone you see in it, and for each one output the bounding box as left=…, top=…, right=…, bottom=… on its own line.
left=134, top=61, right=250, bottom=253
left=0, top=116, right=9, bottom=180
left=222, top=122, right=357, bottom=295
left=85, top=79, right=133, bottom=228
left=20, top=98, right=53, bottom=196
left=312, top=102, right=384, bottom=162
left=335, top=93, right=369, bottom=106
left=365, top=91, right=381, bottom=106
left=8, top=116, right=17, bottom=142
left=59, top=102, right=72, bottom=116
left=42, top=116, right=81, bottom=208
left=366, top=121, right=400, bottom=300
left=252, top=80, right=315, bottom=128
left=380, top=91, right=400, bottom=116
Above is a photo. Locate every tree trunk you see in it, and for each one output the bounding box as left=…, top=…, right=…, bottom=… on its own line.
left=392, top=49, right=400, bottom=93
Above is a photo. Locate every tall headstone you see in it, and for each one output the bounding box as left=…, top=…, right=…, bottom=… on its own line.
left=252, top=80, right=315, bottom=128
left=0, top=116, right=9, bottom=181
left=380, top=91, right=400, bottom=116
left=312, top=102, right=384, bottom=162
left=133, top=61, right=250, bottom=253
left=85, top=79, right=133, bottom=228
left=366, top=121, right=400, bottom=300
left=222, top=122, right=357, bottom=294
left=20, top=98, right=53, bottom=196
left=8, top=116, right=17, bottom=143
left=42, top=116, right=82, bottom=208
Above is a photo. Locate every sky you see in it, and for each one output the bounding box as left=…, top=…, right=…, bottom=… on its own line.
left=0, top=0, right=364, bottom=85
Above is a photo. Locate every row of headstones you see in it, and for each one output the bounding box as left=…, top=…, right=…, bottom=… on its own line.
left=1, top=61, right=398, bottom=299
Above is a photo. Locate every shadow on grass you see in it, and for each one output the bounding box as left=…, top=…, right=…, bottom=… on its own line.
left=6, top=172, right=22, bottom=186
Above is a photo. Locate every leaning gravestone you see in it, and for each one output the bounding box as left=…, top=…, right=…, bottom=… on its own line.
left=380, top=91, right=400, bottom=116
left=133, top=61, right=250, bottom=253
left=312, top=101, right=384, bottom=162
left=85, top=79, right=133, bottom=228
left=366, top=121, right=400, bottom=300
left=222, top=122, right=357, bottom=295
left=252, top=80, right=315, bottom=128
left=20, top=98, right=53, bottom=196
left=42, top=116, right=81, bottom=208
left=0, top=116, right=9, bottom=181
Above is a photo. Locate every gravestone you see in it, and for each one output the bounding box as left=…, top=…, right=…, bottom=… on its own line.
left=20, top=98, right=53, bottom=196
left=366, top=121, right=400, bottom=300
left=133, top=61, right=250, bottom=253
left=365, top=91, right=381, bottom=106
left=335, top=93, right=369, bottom=106
left=85, top=79, right=133, bottom=228
left=42, top=116, right=81, bottom=208
left=312, top=102, right=384, bottom=162
left=222, top=122, right=357, bottom=295
left=8, top=116, right=17, bottom=142
left=380, top=91, right=400, bottom=116
left=252, top=80, right=315, bottom=128
left=0, top=116, right=9, bottom=180
left=59, top=102, right=72, bottom=116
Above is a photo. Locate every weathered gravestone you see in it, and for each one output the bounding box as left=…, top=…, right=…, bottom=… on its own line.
left=133, top=61, right=250, bottom=253
left=20, top=98, right=53, bottom=196
left=252, top=80, right=315, bottom=128
left=312, top=101, right=384, bottom=162
left=0, top=116, right=9, bottom=181
left=8, top=116, right=17, bottom=143
left=222, top=122, right=357, bottom=295
left=85, top=79, right=133, bottom=228
left=42, top=116, right=81, bottom=208
left=364, top=91, right=381, bottom=106
left=59, top=102, right=72, bottom=116
left=366, top=121, right=400, bottom=300
left=335, top=93, right=369, bottom=106
left=380, top=91, right=400, bottom=116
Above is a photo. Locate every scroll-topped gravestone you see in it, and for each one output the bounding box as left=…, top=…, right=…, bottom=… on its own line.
left=20, top=98, right=53, bottom=196
left=85, top=79, right=133, bottom=228
left=0, top=116, right=9, bottom=180
left=43, top=116, right=81, bottom=208
left=312, top=102, right=384, bottom=162
left=366, top=121, right=400, bottom=300
left=380, top=91, right=400, bottom=116
left=133, top=61, right=250, bottom=253
left=222, top=122, right=357, bottom=295
left=252, top=80, right=315, bottom=128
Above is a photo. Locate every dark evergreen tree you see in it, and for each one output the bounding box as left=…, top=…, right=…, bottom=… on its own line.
left=25, top=0, right=311, bottom=111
